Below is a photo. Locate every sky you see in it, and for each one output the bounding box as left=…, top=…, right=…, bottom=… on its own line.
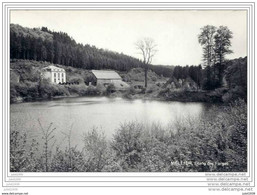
left=10, top=10, right=247, bottom=66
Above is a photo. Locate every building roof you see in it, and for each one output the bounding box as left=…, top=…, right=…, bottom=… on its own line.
left=91, top=70, right=122, bottom=80
left=42, top=65, right=65, bottom=72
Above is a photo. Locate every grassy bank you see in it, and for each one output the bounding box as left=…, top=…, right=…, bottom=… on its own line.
left=10, top=60, right=165, bottom=103
left=10, top=99, right=247, bottom=172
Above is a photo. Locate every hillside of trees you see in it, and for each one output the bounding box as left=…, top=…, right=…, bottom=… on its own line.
left=10, top=23, right=174, bottom=76
left=10, top=24, right=141, bottom=71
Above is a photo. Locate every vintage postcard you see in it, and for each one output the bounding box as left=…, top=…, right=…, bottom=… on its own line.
left=1, top=1, right=255, bottom=194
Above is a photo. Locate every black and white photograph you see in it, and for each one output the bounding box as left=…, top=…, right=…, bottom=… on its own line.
left=2, top=2, right=256, bottom=194
left=8, top=8, right=248, bottom=174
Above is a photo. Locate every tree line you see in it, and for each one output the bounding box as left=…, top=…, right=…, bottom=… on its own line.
left=10, top=24, right=173, bottom=76
left=170, top=56, right=247, bottom=95
left=10, top=24, right=144, bottom=71
left=172, top=65, right=203, bottom=87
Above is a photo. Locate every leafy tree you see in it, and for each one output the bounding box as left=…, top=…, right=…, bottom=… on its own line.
left=198, top=25, right=217, bottom=89
left=214, top=26, right=233, bottom=65
left=198, top=25, right=233, bottom=89
left=214, top=26, right=233, bottom=85
left=198, top=25, right=217, bottom=67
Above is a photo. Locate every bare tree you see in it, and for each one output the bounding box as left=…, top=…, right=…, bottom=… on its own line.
left=135, top=37, right=157, bottom=88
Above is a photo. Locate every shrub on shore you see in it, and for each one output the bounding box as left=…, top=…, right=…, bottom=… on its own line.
left=39, top=79, right=70, bottom=98
left=10, top=79, right=105, bottom=103
left=65, top=84, right=88, bottom=96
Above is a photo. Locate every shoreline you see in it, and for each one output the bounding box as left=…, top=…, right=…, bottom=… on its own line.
left=10, top=90, right=225, bottom=104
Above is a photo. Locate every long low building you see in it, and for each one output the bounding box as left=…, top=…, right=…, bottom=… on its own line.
left=91, top=70, right=129, bottom=90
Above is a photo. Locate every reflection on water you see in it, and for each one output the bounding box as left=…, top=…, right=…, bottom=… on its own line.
left=10, top=97, right=212, bottom=149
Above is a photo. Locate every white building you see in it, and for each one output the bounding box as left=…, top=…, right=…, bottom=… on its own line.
left=41, top=65, right=66, bottom=84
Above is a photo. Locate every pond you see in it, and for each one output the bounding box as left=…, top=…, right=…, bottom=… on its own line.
left=10, top=97, right=212, bottom=149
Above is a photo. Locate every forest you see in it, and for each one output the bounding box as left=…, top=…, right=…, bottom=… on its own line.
left=10, top=24, right=173, bottom=77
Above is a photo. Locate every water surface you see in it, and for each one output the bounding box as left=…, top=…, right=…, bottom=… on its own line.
left=10, top=97, right=211, bottom=149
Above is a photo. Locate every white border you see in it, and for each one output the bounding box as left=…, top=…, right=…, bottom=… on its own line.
left=1, top=2, right=255, bottom=188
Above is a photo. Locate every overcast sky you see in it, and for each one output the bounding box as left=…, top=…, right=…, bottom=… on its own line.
left=10, top=10, right=247, bottom=66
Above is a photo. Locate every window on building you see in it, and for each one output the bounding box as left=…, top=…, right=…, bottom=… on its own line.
left=62, top=78, right=64, bottom=83
left=54, top=78, right=56, bottom=83
left=58, top=73, right=60, bottom=78
left=62, top=73, right=64, bottom=77
left=54, top=73, right=56, bottom=77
